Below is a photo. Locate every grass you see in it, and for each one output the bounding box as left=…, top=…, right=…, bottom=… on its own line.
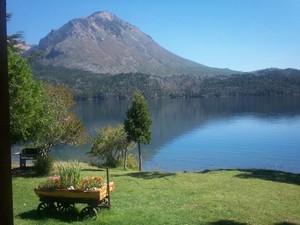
left=12, top=164, right=300, bottom=225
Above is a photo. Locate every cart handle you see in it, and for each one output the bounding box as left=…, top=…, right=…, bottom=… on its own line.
left=106, top=167, right=111, bottom=208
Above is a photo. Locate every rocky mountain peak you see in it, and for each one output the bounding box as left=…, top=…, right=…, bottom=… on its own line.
left=90, top=11, right=117, bottom=21
left=27, top=11, right=236, bottom=76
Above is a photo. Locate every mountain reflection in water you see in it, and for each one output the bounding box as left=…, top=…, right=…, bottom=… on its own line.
left=22, top=96, right=300, bottom=173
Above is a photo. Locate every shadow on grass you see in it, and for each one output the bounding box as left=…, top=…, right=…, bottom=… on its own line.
left=81, top=168, right=104, bottom=172
left=17, top=209, right=81, bottom=222
left=114, top=171, right=176, bottom=180
left=234, top=169, right=300, bottom=186
left=273, top=222, right=299, bottom=225
left=11, top=167, right=37, bottom=178
left=207, top=219, right=248, bottom=225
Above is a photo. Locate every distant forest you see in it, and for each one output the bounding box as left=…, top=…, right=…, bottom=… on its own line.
left=31, top=64, right=300, bottom=100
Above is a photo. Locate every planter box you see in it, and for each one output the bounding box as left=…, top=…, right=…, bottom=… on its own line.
left=34, top=182, right=115, bottom=201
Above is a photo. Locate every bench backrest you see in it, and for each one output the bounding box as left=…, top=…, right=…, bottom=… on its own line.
left=20, top=148, right=39, bottom=158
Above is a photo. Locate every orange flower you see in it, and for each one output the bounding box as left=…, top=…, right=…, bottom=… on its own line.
left=81, top=177, right=103, bottom=190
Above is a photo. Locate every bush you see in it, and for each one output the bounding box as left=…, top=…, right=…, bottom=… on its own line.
left=34, top=154, right=54, bottom=176
left=87, top=124, right=133, bottom=168
left=126, top=154, right=138, bottom=170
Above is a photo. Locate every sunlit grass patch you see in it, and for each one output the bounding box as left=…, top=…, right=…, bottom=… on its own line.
left=13, top=163, right=300, bottom=225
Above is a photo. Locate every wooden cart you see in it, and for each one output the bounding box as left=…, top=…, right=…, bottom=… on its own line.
left=34, top=169, right=115, bottom=219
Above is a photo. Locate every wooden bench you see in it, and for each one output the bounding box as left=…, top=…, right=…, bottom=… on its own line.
left=16, top=148, right=39, bottom=168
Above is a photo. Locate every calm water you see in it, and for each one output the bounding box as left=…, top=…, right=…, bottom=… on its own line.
left=14, top=96, right=300, bottom=173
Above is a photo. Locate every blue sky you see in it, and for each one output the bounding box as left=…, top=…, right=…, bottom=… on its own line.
left=7, top=0, right=300, bottom=72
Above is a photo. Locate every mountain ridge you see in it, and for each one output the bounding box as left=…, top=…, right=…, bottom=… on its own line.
left=27, top=11, right=237, bottom=76
left=32, top=63, right=300, bottom=100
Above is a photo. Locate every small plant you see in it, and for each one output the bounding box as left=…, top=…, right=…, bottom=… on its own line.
left=35, top=161, right=107, bottom=191
left=37, top=175, right=60, bottom=190
left=126, top=154, right=138, bottom=170
left=37, top=175, right=104, bottom=191
left=81, top=177, right=103, bottom=190
left=57, top=160, right=81, bottom=189
left=34, top=154, right=54, bottom=176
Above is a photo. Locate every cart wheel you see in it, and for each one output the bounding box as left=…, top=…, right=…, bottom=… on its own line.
left=80, top=206, right=97, bottom=220
left=99, top=197, right=110, bottom=208
left=37, top=202, right=55, bottom=217
left=55, top=202, right=75, bottom=213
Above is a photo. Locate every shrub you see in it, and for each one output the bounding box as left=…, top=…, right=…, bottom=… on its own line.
left=126, top=154, right=138, bottom=170
left=87, top=124, right=134, bottom=168
left=34, top=154, right=54, bottom=176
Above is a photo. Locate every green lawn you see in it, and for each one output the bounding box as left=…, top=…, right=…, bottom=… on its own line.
left=13, top=165, right=300, bottom=225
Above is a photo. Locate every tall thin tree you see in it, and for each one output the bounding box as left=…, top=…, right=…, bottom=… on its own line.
left=124, top=91, right=152, bottom=171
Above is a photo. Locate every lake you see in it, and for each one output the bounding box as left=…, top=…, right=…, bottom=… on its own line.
left=13, top=96, right=300, bottom=173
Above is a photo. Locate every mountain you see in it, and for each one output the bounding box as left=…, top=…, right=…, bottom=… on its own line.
left=27, top=11, right=236, bottom=76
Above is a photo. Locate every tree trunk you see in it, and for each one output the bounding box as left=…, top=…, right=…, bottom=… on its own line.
left=123, top=148, right=128, bottom=170
left=138, top=142, right=142, bottom=171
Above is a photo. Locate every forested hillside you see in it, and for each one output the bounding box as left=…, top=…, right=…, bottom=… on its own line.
left=32, top=64, right=300, bottom=100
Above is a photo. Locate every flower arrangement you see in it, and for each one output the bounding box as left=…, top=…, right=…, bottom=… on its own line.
left=37, top=175, right=61, bottom=190
left=35, top=161, right=104, bottom=191
left=37, top=176, right=104, bottom=191
left=81, top=177, right=103, bottom=190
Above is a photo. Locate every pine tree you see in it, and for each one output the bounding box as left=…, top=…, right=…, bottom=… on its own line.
left=124, top=91, right=152, bottom=171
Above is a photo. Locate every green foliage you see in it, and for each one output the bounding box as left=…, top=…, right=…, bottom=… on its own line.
left=124, top=91, right=152, bottom=144
left=8, top=49, right=88, bottom=151
left=36, top=162, right=105, bottom=191
left=8, top=48, right=46, bottom=144
left=7, top=31, right=25, bottom=53
left=34, top=154, right=54, bottom=176
left=124, top=91, right=152, bottom=171
left=34, top=84, right=89, bottom=154
left=7, top=13, right=26, bottom=53
left=36, top=175, right=60, bottom=190
left=87, top=124, right=134, bottom=168
left=32, top=64, right=300, bottom=100
left=56, top=161, right=81, bottom=189
left=126, top=154, right=138, bottom=170
left=31, top=64, right=164, bottom=100
left=81, top=177, right=104, bottom=190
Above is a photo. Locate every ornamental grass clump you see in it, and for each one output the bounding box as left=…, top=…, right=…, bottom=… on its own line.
left=57, top=160, right=81, bottom=189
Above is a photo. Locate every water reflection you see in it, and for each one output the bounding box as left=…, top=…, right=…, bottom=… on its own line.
left=19, top=96, right=300, bottom=172
left=145, top=96, right=300, bottom=159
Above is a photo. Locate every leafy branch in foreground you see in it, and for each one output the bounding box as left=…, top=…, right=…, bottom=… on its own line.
left=8, top=48, right=45, bottom=144
left=8, top=47, right=88, bottom=154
